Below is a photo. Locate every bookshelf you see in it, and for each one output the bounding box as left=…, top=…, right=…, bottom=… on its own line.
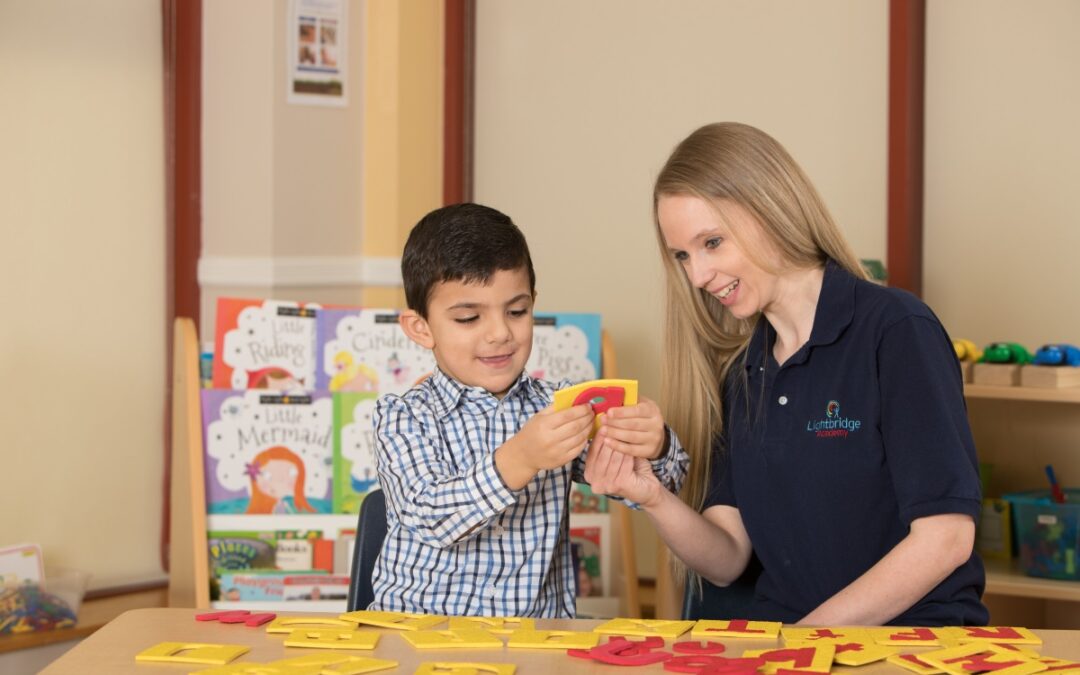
left=964, top=383, right=1080, bottom=628
left=167, top=317, right=642, bottom=617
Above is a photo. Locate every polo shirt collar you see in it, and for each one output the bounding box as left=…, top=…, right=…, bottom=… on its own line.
left=426, top=366, right=539, bottom=416
left=743, top=258, right=857, bottom=370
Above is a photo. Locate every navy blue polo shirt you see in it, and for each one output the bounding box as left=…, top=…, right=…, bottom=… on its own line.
left=704, top=260, right=988, bottom=626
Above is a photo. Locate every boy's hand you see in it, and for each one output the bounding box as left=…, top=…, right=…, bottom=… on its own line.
left=496, top=404, right=593, bottom=490
left=595, top=396, right=666, bottom=460
left=584, top=436, right=663, bottom=508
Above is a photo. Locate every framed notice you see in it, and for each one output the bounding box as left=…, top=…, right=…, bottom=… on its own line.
left=287, top=0, right=348, bottom=106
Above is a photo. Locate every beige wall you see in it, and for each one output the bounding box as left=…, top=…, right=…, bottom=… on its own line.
left=200, top=0, right=442, bottom=332
left=0, top=0, right=166, bottom=588
left=473, top=0, right=889, bottom=577
left=923, top=0, right=1080, bottom=347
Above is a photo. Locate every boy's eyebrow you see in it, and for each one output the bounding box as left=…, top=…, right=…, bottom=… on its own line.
left=446, top=293, right=532, bottom=311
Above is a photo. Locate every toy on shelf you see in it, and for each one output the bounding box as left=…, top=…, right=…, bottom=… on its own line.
left=1032, top=344, right=1080, bottom=367
left=952, top=339, right=982, bottom=363
left=979, top=342, right=1033, bottom=365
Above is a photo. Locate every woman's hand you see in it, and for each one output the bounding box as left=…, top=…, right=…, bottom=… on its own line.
left=596, top=396, right=667, bottom=459
left=584, top=436, right=663, bottom=508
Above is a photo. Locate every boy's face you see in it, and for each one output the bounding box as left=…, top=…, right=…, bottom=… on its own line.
left=401, top=267, right=535, bottom=399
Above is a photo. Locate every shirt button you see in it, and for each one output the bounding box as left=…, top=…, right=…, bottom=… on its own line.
left=778, top=395, right=789, bottom=406
left=488, top=583, right=497, bottom=597
left=493, top=525, right=505, bottom=537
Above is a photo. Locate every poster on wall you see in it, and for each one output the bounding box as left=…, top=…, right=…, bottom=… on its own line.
left=287, top=0, right=347, bottom=107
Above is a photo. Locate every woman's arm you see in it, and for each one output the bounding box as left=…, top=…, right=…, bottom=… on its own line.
left=584, top=439, right=753, bottom=586
left=797, top=512, right=976, bottom=626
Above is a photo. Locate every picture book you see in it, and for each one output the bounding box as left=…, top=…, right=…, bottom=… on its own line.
left=314, top=308, right=437, bottom=395
left=570, top=484, right=609, bottom=514
left=206, top=531, right=277, bottom=572
left=569, top=516, right=610, bottom=597
left=202, top=390, right=334, bottom=514
left=207, top=530, right=323, bottom=575
left=217, top=570, right=330, bottom=602
left=282, top=574, right=350, bottom=601
left=0, top=543, right=44, bottom=586
left=333, top=391, right=380, bottom=513
left=213, top=297, right=320, bottom=391
left=528, top=313, right=601, bottom=384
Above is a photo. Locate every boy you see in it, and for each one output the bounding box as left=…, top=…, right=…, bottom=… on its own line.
left=370, top=203, right=688, bottom=617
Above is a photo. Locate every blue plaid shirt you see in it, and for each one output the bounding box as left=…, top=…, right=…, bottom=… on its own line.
left=369, top=367, right=688, bottom=617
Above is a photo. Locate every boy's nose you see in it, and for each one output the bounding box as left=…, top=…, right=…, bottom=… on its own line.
left=486, top=318, right=512, bottom=343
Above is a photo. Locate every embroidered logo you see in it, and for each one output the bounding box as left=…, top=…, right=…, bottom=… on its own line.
left=807, top=400, right=862, bottom=438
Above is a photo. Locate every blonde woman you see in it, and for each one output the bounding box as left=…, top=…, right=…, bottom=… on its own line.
left=588, top=122, right=987, bottom=626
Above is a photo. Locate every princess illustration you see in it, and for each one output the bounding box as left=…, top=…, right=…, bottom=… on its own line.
left=245, top=446, right=316, bottom=514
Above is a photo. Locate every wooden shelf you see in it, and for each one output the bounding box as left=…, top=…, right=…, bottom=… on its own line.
left=965, top=384, right=1080, bottom=404
left=984, top=558, right=1080, bottom=602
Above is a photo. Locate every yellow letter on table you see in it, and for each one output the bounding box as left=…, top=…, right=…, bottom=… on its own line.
left=692, top=619, right=781, bottom=640
left=283, top=629, right=380, bottom=650
left=594, top=618, right=695, bottom=638
left=505, top=629, right=600, bottom=649
left=447, top=617, right=536, bottom=635
left=339, top=610, right=446, bottom=631
left=135, top=642, right=250, bottom=665
left=400, top=628, right=503, bottom=649
left=413, top=664, right=516, bottom=675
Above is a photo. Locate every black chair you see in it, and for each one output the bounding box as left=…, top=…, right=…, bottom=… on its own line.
left=681, top=554, right=763, bottom=620
left=346, top=489, right=388, bottom=611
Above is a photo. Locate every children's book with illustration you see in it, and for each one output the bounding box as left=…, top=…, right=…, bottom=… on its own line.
left=213, top=298, right=320, bottom=391
left=528, top=312, right=602, bottom=384
left=201, top=390, right=334, bottom=514
left=314, top=308, right=437, bottom=395
left=569, top=515, right=610, bottom=598
left=332, top=391, right=381, bottom=513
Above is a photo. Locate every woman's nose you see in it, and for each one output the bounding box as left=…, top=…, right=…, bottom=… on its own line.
left=687, top=258, right=714, bottom=289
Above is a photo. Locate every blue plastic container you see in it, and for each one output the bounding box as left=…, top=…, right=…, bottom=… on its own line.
left=1002, top=489, right=1080, bottom=581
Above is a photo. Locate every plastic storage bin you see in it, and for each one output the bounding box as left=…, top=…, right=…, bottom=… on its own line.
left=1003, top=489, right=1080, bottom=581
left=0, top=568, right=89, bottom=634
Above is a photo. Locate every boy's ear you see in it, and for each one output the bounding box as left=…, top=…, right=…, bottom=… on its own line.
left=398, top=309, right=435, bottom=349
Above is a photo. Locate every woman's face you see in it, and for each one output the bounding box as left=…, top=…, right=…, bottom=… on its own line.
left=657, top=194, right=779, bottom=320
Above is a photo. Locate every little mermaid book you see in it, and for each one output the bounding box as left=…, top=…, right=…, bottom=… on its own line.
left=201, top=389, right=333, bottom=514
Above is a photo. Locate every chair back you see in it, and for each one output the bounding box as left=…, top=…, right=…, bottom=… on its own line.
left=681, top=554, right=762, bottom=620
left=346, top=489, right=388, bottom=611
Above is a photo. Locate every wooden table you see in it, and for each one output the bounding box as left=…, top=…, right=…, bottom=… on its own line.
left=40, top=608, right=1080, bottom=674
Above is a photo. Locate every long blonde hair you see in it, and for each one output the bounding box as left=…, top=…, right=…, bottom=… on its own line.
left=653, top=122, right=867, bottom=540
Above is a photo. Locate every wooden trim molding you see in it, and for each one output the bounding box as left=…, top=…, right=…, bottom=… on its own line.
left=887, top=0, right=926, bottom=296
left=162, top=0, right=202, bottom=571
left=443, top=0, right=475, bottom=204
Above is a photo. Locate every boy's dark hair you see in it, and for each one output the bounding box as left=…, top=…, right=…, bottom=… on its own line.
left=402, top=203, right=536, bottom=317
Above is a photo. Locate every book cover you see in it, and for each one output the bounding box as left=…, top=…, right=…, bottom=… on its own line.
left=332, top=391, right=380, bottom=513
left=314, top=308, right=437, bottom=395
left=570, top=484, right=609, bottom=514
left=207, top=531, right=278, bottom=572
left=218, top=569, right=330, bottom=602
left=202, top=390, right=334, bottom=514
left=528, top=313, right=601, bottom=384
left=213, top=297, right=320, bottom=391
left=282, top=574, right=350, bottom=601
left=569, top=521, right=609, bottom=598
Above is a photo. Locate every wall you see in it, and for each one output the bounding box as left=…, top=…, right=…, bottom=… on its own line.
left=0, top=0, right=166, bottom=587
left=199, top=0, right=443, bottom=331
left=923, top=0, right=1080, bottom=348
left=473, top=0, right=889, bottom=576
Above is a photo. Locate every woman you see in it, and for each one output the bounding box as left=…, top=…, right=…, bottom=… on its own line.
left=589, top=122, right=987, bottom=626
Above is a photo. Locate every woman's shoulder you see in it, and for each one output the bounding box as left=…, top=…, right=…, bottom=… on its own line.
left=852, top=275, right=939, bottom=328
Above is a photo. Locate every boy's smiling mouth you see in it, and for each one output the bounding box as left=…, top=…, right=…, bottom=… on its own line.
left=478, top=353, right=514, bottom=367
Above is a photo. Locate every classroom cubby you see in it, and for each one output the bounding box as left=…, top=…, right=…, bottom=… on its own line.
left=966, top=384, right=1080, bottom=628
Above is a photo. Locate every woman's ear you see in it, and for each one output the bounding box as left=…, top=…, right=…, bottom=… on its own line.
left=398, top=310, right=435, bottom=349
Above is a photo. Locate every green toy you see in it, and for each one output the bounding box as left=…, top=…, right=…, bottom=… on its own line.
left=980, top=342, right=1033, bottom=365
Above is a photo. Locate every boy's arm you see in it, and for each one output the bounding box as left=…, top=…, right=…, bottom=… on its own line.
left=375, top=396, right=518, bottom=548
left=648, top=426, right=689, bottom=494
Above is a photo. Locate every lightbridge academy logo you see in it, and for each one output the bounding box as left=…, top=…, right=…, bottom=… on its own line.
left=806, top=399, right=862, bottom=438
